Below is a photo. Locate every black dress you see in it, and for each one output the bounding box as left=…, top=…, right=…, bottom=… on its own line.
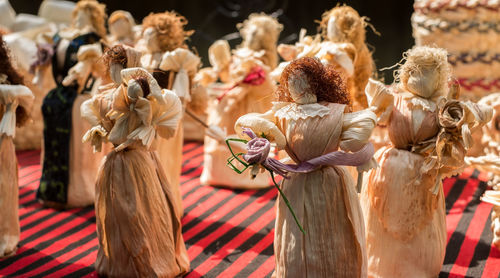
left=37, top=32, right=100, bottom=205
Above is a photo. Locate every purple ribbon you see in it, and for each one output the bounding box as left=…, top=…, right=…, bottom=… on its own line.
left=30, top=43, right=55, bottom=74
left=242, top=128, right=374, bottom=178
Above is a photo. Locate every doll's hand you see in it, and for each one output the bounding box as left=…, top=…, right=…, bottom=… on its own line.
left=62, top=60, right=92, bottom=87
left=207, top=125, right=227, bottom=143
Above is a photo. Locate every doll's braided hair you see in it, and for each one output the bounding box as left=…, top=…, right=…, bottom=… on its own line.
left=276, top=57, right=351, bottom=105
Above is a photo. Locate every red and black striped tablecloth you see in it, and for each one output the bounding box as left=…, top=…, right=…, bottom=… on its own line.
left=0, top=142, right=499, bottom=277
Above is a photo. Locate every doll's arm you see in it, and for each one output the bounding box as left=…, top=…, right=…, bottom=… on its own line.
left=340, top=109, right=377, bottom=152
left=340, top=109, right=378, bottom=172
left=365, top=78, right=394, bottom=126
left=277, top=43, right=300, bottom=61
left=81, top=92, right=113, bottom=153
left=235, top=109, right=286, bottom=149
left=194, top=67, right=218, bottom=87
left=62, top=43, right=102, bottom=87
left=155, top=89, right=183, bottom=140
left=317, top=42, right=356, bottom=76
left=159, top=48, right=201, bottom=103
left=0, top=84, right=34, bottom=137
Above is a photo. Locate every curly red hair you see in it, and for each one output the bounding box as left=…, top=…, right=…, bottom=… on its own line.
left=103, top=45, right=127, bottom=71
left=0, top=36, right=30, bottom=126
left=276, top=57, right=351, bottom=105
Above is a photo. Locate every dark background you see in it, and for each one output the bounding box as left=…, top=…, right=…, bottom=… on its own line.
left=11, top=0, right=415, bottom=82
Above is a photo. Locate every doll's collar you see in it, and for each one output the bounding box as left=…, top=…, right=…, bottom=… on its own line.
left=273, top=101, right=331, bottom=121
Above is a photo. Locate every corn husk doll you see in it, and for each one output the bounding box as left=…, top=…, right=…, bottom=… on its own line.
left=0, top=37, right=34, bottom=257
left=234, top=57, right=377, bottom=277
left=36, top=0, right=107, bottom=209
left=4, top=12, right=57, bottom=150
left=137, top=11, right=201, bottom=216
left=199, top=13, right=283, bottom=189
left=81, top=67, right=189, bottom=277
left=107, top=10, right=136, bottom=46
left=465, top=93, right=500, bottom=249
left=360, top=46, right=493, bottom=278
left=80, top=44, right=142, bottom=157
left=275, top=5, right=374, bottom=111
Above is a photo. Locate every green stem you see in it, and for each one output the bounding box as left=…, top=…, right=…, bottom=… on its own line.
left=225, top=137, right=305, bottom=234
left=225, top=138, right=249, bottom=167
left=266, top=168, right=306, bottom=235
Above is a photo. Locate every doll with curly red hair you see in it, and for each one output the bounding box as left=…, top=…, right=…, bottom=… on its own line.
left=235, top=57, right=377, bottom=277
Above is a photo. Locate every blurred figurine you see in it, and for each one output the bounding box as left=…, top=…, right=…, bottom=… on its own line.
left=138, top=11, right=200, bottom=216
left=36, top=0, right=107, bottom=209
left=235, top=57, right=377, bottom=277
left=361, top=46, right=492, bottom=278
left=199, top=13, right=283, bottom=189
left=275, top=5, right=375, bottom=111
left=107, top=10, right=136, bottom=46
left=81, top=67, right=189, bottom=277
left=0, top=37, right=34, bottom=257
left=465, top=93, right=500, bottom=250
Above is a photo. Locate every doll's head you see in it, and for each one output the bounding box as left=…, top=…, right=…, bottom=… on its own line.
left=319, top=5, right=367, bottom=49
left=276, top=57, right=350, bottom=105
left=396, top=46, right=450, bottom=99
left=72, top=0, right=107, bottom=38
left=141, top=11, right=193, bottom=53
left=237, top=13, right=283, bottom=69
left=108, top=10, right=135, bottom=40
left=103, top=44, right=142, bottom=84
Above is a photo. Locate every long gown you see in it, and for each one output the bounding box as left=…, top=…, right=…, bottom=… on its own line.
left=0, top=83, right=34, bottom=257
left=141, top=48, right=200, bottom=217
left=236, top=101, right=376, bottom=277
left=360, top=80, right=492, bottom=278
left=81, top=76, right=190, bottom=277
left=201, top=48, right=274, bottom=189
left=37, top=32, right=104, bottom=208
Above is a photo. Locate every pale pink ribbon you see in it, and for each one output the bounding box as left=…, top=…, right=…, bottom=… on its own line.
left=242, top=128, right=374, bottom=178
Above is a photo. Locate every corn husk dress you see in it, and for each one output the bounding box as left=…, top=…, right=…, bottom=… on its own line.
left=0, top=83, right=34, bottom=257
left=360, top=79, right=492, bottom=278
left=236, top=101, right=377, bottom=277
left=81, top=68, right=189, bottom=277
left=201, top=47, right=275, bottom=189
left=141, top=48, right=200, bottom=217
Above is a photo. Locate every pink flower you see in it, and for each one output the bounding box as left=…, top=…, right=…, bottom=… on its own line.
left=243, top=137, right=271, bottom=165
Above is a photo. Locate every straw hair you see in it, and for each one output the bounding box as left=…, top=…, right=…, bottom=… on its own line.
left=277, top=57, right=351, bottom=105
left=142, top=11, right=193, bottom=52
left=319, top=5, right=366, bottom=49
left=109, top=10, right=134, bottom=25
left=319, top=5, right=374, bottom=107
left=396, top=46, right=451, bottom=97
left=237, top=13, right=283, bottom=69
left=73, top=0, right=107, bottom=38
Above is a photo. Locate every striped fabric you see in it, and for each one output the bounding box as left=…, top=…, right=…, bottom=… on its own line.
left=0, top=142, right=499, bottom=278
